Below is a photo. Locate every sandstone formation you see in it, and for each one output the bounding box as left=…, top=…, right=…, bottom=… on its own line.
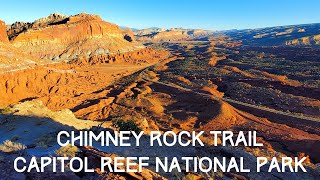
left=227, top=23, right=320, bottom=46
left=0, top=19, right=46, bottom=71
left=71, top=47, right=169, bottom=65
left=7, top=13, right=67, bottom=40
left=286, top=34, right=320, bottom=45
left=1, top=12, right=320, bottom=179
left=122, top=28, right=135, bottom=42
left=0, top=42, right=47, bottom=72
left=134, top=27, right=165, bottom=36
left=135, top=28, right=214, bottom=42
left=0, top=20, right=8, bottom=42
left=32, top=13, right=67, bottom=27
left=6, top=21, right=31, bottom=40
left=11, top=13, right=143, bottom=61
left=0, top=48, right=168, bottom=108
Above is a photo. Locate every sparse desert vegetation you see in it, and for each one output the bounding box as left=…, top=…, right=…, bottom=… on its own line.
left=55, top=144, right=78, bottom=157
left=0, top=140, right=26, bottom=153
left=0, top=10, right=319, bottom=180
left=112, top=119, right=142, bottom=133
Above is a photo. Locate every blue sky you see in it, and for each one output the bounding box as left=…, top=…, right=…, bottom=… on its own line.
left=0, top=0, right=319, bottom=30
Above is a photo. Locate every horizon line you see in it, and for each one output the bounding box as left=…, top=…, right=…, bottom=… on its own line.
left=2, top=12, right=320, bottom=32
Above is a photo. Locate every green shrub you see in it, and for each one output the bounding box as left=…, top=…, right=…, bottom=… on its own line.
left=55, top=144, right=78, bottom=157
left=112, top=119, right=141, bottom=133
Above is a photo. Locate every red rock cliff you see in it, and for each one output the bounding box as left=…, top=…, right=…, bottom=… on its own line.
left=0, top=20, right=9, bottom=42
left=12, top=13, right=143, bottom=61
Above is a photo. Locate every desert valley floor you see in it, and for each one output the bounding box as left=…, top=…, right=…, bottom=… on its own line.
left=0, top=13, right=319, bottom=179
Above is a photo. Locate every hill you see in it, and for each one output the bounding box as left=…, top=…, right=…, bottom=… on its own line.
left=9, top=13, right=143, bottom=62
left=286, top=34, right=320, bottom=45
left=226, top=23, right=320, bottom=46
left=135, top=28, right=214, bottom=42
left=0, top=20, right=46, bottom=72
left=0, top=20, right=9, bottom=42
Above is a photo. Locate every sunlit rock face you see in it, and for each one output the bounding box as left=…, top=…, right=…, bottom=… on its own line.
left=11, top=13, right=142, bottom=62
left=0, top=20, right=9, bottom=43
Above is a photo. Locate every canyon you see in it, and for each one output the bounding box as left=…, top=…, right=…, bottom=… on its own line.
left=0, top=13, right=319, bottom=180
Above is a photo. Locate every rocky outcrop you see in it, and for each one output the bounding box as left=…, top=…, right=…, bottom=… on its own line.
left=32, top=13, right=67, bottom=27
left=0, top=42, right=46, bottom=72
left=286, top=34, right=320, bottom=46
left=7, top=13, right=68, bottom=40
left=0, top=20, right=45, bottom=71
left=134, top=27, right=165, bottom=36
left=135, top=28, right=214, bottom=42
left=6, top=21, right=32, bottom=40
left=0, top=47, right=169, bottom=107
left=71, top=47, right=169, bottom=65
left=11, top=13, right=143, bottom=61
left=0, top=20, right=8, bottom=42
left=122, top=28, right=135, bottom=42
left=228, top=23, right=320, bottom=46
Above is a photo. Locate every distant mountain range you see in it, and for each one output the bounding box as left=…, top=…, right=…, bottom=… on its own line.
left=1, top=12, right=320, bottom=72
left=134, top=27, right=215, bottom=42
left=120, top=22, right=320, bottom=46
left=225, top=23, right=320, bottom=46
